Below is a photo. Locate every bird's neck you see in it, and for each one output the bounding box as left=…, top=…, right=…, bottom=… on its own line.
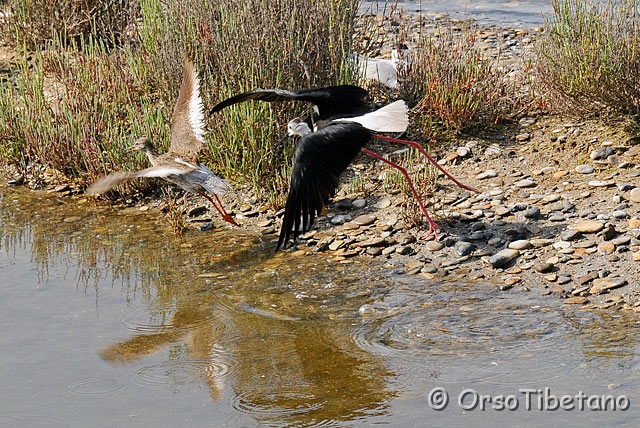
left=143, top=144, right=160, bottom=165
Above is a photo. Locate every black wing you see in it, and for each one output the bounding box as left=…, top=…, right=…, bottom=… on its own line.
left=211, top=85, right=370, bottom=120
left=277, top=122, right=372, bottom=250
left=210, top=88, right=300, bottom=113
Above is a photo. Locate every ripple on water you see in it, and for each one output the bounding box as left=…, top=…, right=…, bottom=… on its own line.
left=0, top=414, right=70, bottom=427
left=68, top=379, right=127, bottom=395
left=353, top=282, right=580, bottom=384
left=133, top=358, right=231, bottom=388
left=232, top=386, right=325, bottom=426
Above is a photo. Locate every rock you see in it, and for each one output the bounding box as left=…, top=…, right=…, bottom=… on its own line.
left=353, top=214, right=376, bottom=226
left=534, top=262, right=554, bottom=273
left=366, top=247, right=383, bottom=256
left=629, top=218, right=640, bottom=229
left=487, top=248, right=520, bottom=267
left=590, top=277, right=627, bottom=294
left=564, top=296, right=589, bottom=305
left=630, top=188, right=640, bottom=203
left=331, top=214, right=352, bottom=225
left=424, top=241, right=445, bottom=252
left=395, top=246, right=414, bottom=255
left=188, top=205, right=208, bottom=217
left=575, top=164, right=594, bottom=174
left=530, top=238, right=555, bottom=247
left=352, top=199, right=367, bottom=208
left=568, top=220, right=605, bottom=233
left=560, top=229, right=581, bottom=241
left=485, top=144, right=501, bottom=157
left=456, top=146, right=471, bottom=157
left=597, top=242, right=616, bottom=255
left=508, top=239, right=531, bottom=250
left=198, top=221, right=214, bottom=231
left=590, top=147, right=615, bottom=160
left=335, top=198, right=353, bottom=210
left=588, top=180, right=615, bottom=187
left=455, top=241, right=475, bottom=256
left=374, top=198, right=391, bottom=209
left=476, top=170, right=497, bottom=180
left=357, top=237, right=388, bottom=248
left=515, top=179, right=536, bottom=188
left=524, top=206, right=541, bottom=218
left=516, top=133, right=530, bottom=141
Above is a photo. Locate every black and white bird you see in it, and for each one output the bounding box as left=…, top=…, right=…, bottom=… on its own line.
left=88, top=57, right=237, bottom=226
left=211, top=85, right=478, bottom=249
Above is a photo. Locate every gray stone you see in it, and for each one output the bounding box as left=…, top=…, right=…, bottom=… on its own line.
left=487, top=248, right=520, bottom=267
left=575, top=164, right=594, bottom=174
left=524, top=206, right=541, bottom=218
left=455, top=241, right=475, bottom=256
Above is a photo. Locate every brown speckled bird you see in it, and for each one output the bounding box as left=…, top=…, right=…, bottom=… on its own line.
left=87, top=56, right=237, bottom=226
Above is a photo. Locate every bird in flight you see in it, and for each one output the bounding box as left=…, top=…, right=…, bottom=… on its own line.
left=211, top=85, right=478, bottom=249
left=87, top=56, right=237, bottom=226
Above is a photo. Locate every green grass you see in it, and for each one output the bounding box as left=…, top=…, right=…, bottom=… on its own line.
left=537, top=0, right=640, bottom=115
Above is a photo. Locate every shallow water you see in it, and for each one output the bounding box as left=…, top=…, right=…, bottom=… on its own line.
left=1, top=183, right=639, bottom=427
left=363, top=0, right=554, bottom=27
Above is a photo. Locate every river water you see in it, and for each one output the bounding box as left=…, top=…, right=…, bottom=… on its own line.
left=363, top=0, right=554, bottom=27
left=1, top=177, right=639, bottom=427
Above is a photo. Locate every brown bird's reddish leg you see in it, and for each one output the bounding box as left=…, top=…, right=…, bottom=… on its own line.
left=198, top=192, right=239, bottom=226
left=361, top=147, right=440, bottom=240
left=373, top=134, right=480, bottom=194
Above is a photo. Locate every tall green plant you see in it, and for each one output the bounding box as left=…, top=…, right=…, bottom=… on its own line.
left=537, top=0, right=640, bottom=115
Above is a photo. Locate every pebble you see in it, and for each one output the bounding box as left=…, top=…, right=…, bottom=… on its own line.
left=560, top=230, right=581, bottom=241
left=455, top=241, right=475, bottom=256
left=630, top=188, right=640, bottom=203
left=575, top=164, right=594, bottom=174
left=352, top=199, right=367, bottom=208
left=590, top=147, right=615, bottom=160
left=597, top=242, right=616, bottom=255
left=374, top=198, right=391, bottom=209
left=477, top=170, right=497, bottom=180
left=564, top=296, right=589, bottom=305
left=530, top=238, right=554, bottom=247
left=524, top=206, right=541, bottom=218
left=424, top=241, right=445, bottom=252
left=590, top=277, right=627, bottom=294
left=588, top=180, right=615, bottom=187
left=569, top=220, right=605, bottom=233
left=353, top=214, right=376, bottom=226
left=508, top=239, right=531, bottom=250
left=331, top=214, right=352, bottom=225
left=487, top=248, right=520, bottom=267
left=534, top=262, right=554, bottom=273
left=515, top=179, right=536, bottom=188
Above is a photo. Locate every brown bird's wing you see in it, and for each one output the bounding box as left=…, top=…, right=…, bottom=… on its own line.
left=86, top=165, right=192, bottom=195
left=277, top=122, right=372, bottom=250
left=169, top=56, right=206, bottom=156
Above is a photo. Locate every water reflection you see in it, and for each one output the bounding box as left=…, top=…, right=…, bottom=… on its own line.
left=1, top=183, right=639, bottom=426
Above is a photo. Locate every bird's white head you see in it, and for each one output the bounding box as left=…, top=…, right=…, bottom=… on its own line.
left=287, top=118, right=312, bottom=137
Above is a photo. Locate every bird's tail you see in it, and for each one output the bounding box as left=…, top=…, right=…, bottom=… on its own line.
left=334, top=100, right=408, bottom=133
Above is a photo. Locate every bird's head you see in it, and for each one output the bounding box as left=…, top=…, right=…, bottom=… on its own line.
left=130, top=137, right=155, bottom=153
left=287, top=118, right=312, bottom=137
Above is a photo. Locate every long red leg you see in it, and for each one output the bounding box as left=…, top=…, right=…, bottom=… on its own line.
left=362, top=147, right=439, bottom=241
left=198, top=192, right=239, bottom=226
left=373, top=134, right=480, bottom=194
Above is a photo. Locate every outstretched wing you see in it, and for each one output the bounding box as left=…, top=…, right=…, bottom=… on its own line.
left=277, top=122, right=372, bottom=250
left=86, top=166, right=189, bottom=195
left=170, top=56, right=206, bottom=156
left=210, top=88, right=302, bottom=113
left=211, top=85, right=370, bottom=120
